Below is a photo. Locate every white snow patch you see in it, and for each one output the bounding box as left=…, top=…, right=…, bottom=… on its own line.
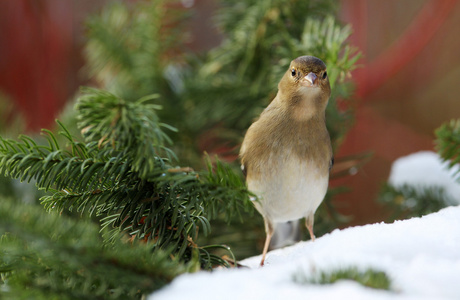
left=388, top=151, right=460, bottom=203
left=150, top=206, right=460, bottom=300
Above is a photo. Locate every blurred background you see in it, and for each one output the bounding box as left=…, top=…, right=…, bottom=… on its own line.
left=1, top=0, right=459, bottom=255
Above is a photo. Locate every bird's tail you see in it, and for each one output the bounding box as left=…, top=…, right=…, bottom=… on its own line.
left=269, top=220, right=301, bottom=250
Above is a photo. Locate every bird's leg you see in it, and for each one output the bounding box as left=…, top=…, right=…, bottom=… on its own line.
left=305, top=215, right=315, bottom=241
left=260, top=219, right=274, bottom=266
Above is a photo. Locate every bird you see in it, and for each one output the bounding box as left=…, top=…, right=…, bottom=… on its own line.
left=239, top=55, right=333, bottom=266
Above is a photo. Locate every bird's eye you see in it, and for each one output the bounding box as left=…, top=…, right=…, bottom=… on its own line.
left=323, top=71, right=328, bottom=79
left=291, top=69, right=296, bottom=77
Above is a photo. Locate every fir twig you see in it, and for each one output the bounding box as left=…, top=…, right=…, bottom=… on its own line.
left=293, top=266, right=392, bottom=290
left=436, top=119, right=460, bottom=173
left=0, top=88, right=253, bottom=269
left=0, top=197, right=193, bottom=299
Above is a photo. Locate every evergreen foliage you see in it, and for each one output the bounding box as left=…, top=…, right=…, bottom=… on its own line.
left=378, top=184, right=453, bottom=221
left=0, top=88, right=253, bottom=269
left=436, top=119, right=460, bottom=172
left=293, top=267, right=391, bottom=290
left=0, top=93, right=26, bottom=199
left=0, top=197, right=191, bottom=299
left=84, top=0, right=185, bottom=104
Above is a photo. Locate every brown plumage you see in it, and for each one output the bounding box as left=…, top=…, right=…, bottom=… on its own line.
left=240, top=56, right=333, bottom=266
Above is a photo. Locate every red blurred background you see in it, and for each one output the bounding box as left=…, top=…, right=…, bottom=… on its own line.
left=1, top=0, right=459, bottom=225
left=337, top=0, right=460, bottom=224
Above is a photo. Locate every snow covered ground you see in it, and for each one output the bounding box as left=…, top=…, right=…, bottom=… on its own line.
left=150, top=152, right=460, bottom=299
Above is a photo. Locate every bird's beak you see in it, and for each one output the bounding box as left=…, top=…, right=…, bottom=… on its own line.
left=301, top=72, right=318, bottom=87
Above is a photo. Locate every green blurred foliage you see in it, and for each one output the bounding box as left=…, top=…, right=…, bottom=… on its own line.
left=0, top=88, right=253, bottom=269
left=436, top=119, right=460, bottom=170
left=294, top=266, right=392, bottom=290
left=378, top=184, right=454, bottom=222
left=0, top=197, right=191, bottom=299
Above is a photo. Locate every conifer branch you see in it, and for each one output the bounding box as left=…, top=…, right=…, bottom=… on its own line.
left=378, top=183, right=453, bottom=221
left=0, top=88, right=253, bottom=268
left=436, top=119, right=460, bottom=170
left=0, top=197, right=192, bottom=299
left=76, top=87, right=177, bottom=176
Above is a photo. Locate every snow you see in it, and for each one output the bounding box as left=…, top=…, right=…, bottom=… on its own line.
left=150, top=152, right=460, bottom=300
left=388, top=151, right=460, bottom=203
left=151, top=207, right=460, bottom=300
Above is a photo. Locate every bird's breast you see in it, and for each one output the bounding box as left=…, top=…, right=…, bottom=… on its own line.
left=248, top=151, right=329, bottom=223
left=241, top=110, right=332, bottom=222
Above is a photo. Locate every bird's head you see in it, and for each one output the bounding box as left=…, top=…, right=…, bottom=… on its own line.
left=278, top=56, right=331, bottom=117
